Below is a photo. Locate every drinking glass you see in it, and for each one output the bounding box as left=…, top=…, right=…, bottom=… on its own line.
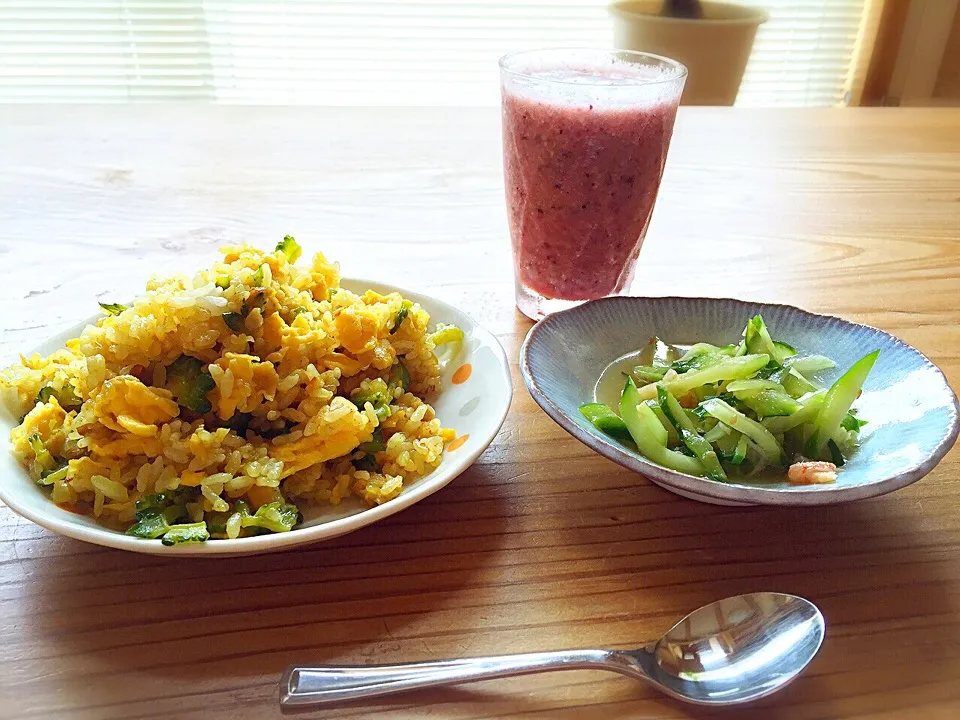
left=500, top=48, right=686, bottom=319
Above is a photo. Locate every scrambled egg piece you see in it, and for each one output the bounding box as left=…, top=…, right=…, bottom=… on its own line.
left=334, top=306, right=380, bottom=355
left=66, top=456, right=116, bottom=492
left=271, top=396, right=372, bottom=477
left=83, top=427, right=164, bottom=458
left=10, top=399, right=68, bottom=459
left=211, top=353, right=280, bottom=420
left=268, top=315, right=334, bottom=375
left=298, top=251, right=340, bottom=302
left=91, top=376, right=179, bottom=437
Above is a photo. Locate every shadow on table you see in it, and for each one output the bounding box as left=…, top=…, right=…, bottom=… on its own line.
left=298, top=488, right=957, bottom=720
left=544, top=482, right=959, bottom=719
left=17, top=461, right=511, bottom=690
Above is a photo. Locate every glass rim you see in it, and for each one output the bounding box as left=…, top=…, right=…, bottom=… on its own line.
left=498, top=48, right=688, bottom=88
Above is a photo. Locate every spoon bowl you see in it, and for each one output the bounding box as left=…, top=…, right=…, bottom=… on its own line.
left=642, top=592, right=825, bottom=704
left=280, top=592, right=825, bottom=708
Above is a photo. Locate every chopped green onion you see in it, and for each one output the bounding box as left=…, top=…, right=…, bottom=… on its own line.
left=391, top=300, right=412, bottom=335
left=27, top=434, right=56, bottom=472
left=388, top=361, right=411, bottom=393
left=36, top=384, right=82, bottom=409
left=428, top=323, right=464, bottom=347
left=840, top=411, right=868, bottom=433
left=161, top=522, right=210, bottom=546
left=126, top=509, right=170, bottom=539
left=275, top=235, right=302, bottom=263
left=225, top=412, right=253, bottom=436
left=37, top=463, right=69, bottom=486
left=165, top=355, right=215, bottom=414
left=827, top=439, right=846, bottom=467
left=358, top=427, right=386, bottom=454
left=243, top=290, right=267, bottom=316
left=222, top=312, right=244, bottom=332
left=350, top=378, right=392, bottom=419
left=239, top=501, right=300, bottom=533
left=352, top=454, right=379, bottom=472
left=99, top=302, right=128, bottom=316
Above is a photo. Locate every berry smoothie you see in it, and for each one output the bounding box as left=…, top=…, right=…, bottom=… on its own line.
left=500, top=50, right=685, bottom=318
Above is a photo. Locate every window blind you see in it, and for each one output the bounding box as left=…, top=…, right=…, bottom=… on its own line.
left=0, top=0, right=872, bottom=106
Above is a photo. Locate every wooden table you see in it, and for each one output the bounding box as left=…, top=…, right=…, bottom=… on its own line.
left=1, top=107, right=958, bottom=719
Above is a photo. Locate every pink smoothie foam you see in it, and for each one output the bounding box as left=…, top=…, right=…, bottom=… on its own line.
left=502, top=63, right=681, bottom=301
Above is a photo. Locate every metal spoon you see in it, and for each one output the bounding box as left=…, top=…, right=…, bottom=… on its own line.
left=280, top=592, right=824, bottom=708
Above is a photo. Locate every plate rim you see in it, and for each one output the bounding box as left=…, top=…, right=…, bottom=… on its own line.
left=0, top=278, right=512, bottom=555
left=520, top=295, right=960, bottom=506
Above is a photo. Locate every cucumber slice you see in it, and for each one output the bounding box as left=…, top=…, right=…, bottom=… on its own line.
left=631, top=365, right=668, bottom=384
left=713, top=429, right=739, bottom=458
left=620, top=378, right=706, bottom=477
left=738, top=388, right=801, bottom=418
left=656, top=384, right=697, bottom=433
left=679, top=429, right=727, bottom=481
left=731, top=434, right=748, bottom=465
left=656, top=385, right=727, bottom=482
left=780, top=368, right=818, bottom=398
left=646, top=400, right=679, bottom=447
left=675, top=343, right=724, bottom=363
left=761, top=390, right=826, bottom=434
left=806, top=350, right=879, bottom=457
left=671, top=352, right=723, bottom=374
left=726, top=379, right=782, bottom=393
left=703, top=422, right=732, bottom=444
left=671, top=343, right=737, bottom=372
left=701, top=397, right=783, bottom=463
left=786, top=354, right=836, bottom=375
left=634, top=354, right=770, bottom=401
left=636, top=336, right=682, bottom=368
left=773, top=341, right=798, bottom=361
left=579, top=403, right=632, bottom=444
left=743, top=315, right=793, bottom=366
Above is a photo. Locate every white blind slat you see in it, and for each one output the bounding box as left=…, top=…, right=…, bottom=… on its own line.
left=0, top=0, right=869, bottom=107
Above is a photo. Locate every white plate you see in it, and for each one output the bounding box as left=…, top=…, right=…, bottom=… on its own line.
left=0, top=279, right=512, bottom=555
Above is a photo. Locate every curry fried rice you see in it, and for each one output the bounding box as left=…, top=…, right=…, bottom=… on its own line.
left=0, top=237, right=463, bottom=545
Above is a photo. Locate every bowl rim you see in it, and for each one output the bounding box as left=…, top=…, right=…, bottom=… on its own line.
left=0, top=278, right=513, bottom=555
left=520, top=295, right=960, bottom=506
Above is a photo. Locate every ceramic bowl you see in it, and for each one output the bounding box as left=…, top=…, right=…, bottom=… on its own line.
left=0, top=280, right=512, bottom=555
left=520, top=296, right=959, bottom=506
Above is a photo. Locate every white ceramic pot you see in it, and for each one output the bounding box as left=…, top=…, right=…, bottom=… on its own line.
left=609, top=1, right=767, bottom=105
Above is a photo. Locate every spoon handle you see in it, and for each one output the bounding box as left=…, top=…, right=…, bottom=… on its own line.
left=280, top=649, right=619, bottom=707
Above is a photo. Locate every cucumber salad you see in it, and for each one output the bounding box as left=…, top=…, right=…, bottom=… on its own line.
left=580, top=315, right=879, bottom=485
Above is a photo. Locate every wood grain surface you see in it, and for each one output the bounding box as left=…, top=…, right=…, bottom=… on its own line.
left=0, top=107, right=958, bottom=720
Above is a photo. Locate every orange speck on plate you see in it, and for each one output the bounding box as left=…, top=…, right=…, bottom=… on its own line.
left=447, top=434, right=470, bottom=452
left=452, top=363, right=472, bottom=385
